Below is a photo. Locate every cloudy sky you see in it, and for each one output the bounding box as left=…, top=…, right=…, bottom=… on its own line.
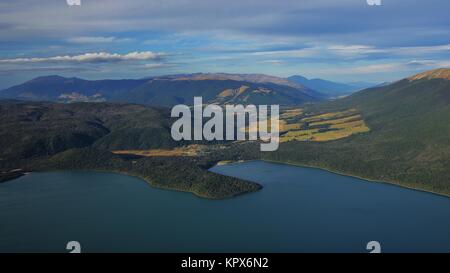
left=0, top=0, right=449, bottom=88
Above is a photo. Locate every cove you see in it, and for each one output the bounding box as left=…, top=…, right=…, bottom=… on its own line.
left=1, top=161, right=450, bottom=253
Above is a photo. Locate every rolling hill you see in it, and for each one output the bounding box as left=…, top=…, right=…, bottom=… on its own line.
left=0, top=76, right=147, bottom=102
left=0, top=74, right=321, bottom=107
left=120, top=78, right=319, bottom=106
left=0, top=101, right=178, bottom=162
left=268, top=68, right=450, bottom=196
left=0, top=100, right=261, bottom=199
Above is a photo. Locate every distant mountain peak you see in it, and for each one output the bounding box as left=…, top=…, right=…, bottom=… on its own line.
left=408, top=68, right=450, bottom=81
left=156, top=72, right=304, bottom=89
left=287, top=75, right=376, bottom=98
left=28, top=75, right=84, bottom=83
left=30, top=75, right=66, bottom=81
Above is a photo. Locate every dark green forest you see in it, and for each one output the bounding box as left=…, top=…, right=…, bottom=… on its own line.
left=2, top=70, right=450, bottom=198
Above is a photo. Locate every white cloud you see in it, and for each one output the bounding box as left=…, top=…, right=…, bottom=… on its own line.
left=406, top=59, right=450, bottom=68
left=250, top=48, right=320, bottom=58
left=67, top=36, right=133, bottom=44
left=143, top=63, right=177, bottom=69
left=248, top=43, right=450, bottom=60
left=258, top=60, right=284, bottom=65
left=0, top=51, right=166, bottom=64
left=249, top=44, right=383, bottom=59
left=319, top=60, right=450, bottom=75
left=326, top=45, right=384, bottom=56
left=395, top=44, right=450, bottom=55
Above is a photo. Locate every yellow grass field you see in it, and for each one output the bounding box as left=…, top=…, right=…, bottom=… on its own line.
left=241, top=108, right=369, bottom=143
left=123, top=108, right=370, bottom=148
left=281, top=129, right=320, bottom=142
left=301, top=109, right=358, bottom=123
left=309, top=114, right=362, bottom=126
left=279, top=108, right=370, bottom=143
left=280, top=108, right=303, bottom=119
left=113, top=145, right=206, bottom=157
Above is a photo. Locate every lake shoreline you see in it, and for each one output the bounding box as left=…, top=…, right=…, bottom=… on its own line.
left=5, top=167, right=262, bottom=200
left=212, top=158, right=450, bottom=199
left=260, top=159, right=450, bottom=199
left=5, top=158, right=448, bottom=201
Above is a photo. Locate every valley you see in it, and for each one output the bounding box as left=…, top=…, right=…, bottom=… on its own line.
left=1, top=68, right=450, bottom=198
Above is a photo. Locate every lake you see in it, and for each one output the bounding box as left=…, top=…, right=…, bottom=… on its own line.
left=1, top=160, right=450, bottom=253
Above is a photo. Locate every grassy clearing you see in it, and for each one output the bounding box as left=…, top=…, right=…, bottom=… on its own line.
left=113, top=145, right=206, bottom=157
left=279, top=108, right=370, bottom=143
left=301, top=109, right=358, bottom=122
left=211, top=107, right=369, bottom=143
left=280, top=108, right=303, bottom=119
left=281, top=129, right=320, bottom=142
left=309, top=114, right=362, bottom=126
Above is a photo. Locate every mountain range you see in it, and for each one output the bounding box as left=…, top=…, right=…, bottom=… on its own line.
left=0, top=73, right=322, bottom=107
left=1, top=67, right=450, bottom=198
left=288, top=75, right=376, bottom=98
left=0, top=72, right=378, bottom=106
